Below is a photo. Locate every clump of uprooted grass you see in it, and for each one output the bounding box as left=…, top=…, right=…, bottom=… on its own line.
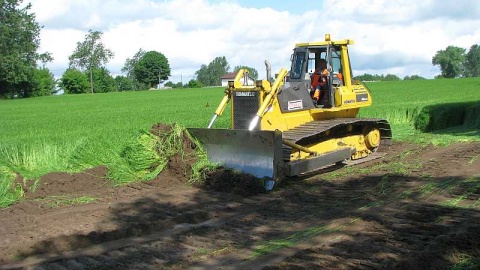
left=187, top=136, right=219, bottom=185
left=108, top=131, right=164, bottom=184
left=107, top=123, right=216, bottom=185
left=0, top=166, right=23, bottom=208
left=413, top=102, right=480, bottom=132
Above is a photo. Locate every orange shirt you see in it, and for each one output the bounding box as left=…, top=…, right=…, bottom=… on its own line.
left=311, top=68, right=328, bottom=89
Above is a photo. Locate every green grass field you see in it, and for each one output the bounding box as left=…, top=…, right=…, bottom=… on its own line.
left=1, top=78, right=480, bottom=207
left=0, top=88, right=228, bottom=206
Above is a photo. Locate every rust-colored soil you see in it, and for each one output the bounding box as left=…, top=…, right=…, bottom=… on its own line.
left=1, top=141, right=479, bottom=270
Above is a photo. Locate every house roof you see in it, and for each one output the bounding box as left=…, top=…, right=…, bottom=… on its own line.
left=220, top=71, right=254, bottom=80
left=219, top=72, right=237, bottom=79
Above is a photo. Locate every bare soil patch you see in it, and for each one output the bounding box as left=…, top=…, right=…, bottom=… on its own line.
left=1, top=134, right=479, bottom=269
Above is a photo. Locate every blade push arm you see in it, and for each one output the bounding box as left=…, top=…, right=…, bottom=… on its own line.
left=208, top=92, right=230, bottom=128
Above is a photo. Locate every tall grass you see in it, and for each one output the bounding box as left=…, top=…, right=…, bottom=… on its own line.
left=360, top=77, right=480, bottom=144
left=413, top=102, right=480, bottom=132
left=0, top=141, right=78, bottom=176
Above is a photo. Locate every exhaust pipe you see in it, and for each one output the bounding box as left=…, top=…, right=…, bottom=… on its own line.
left=265, top=60, right=272, bottom=83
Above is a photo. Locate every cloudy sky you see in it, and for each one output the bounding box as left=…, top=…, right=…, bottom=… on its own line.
left=29, top=0, right=480, bottom=82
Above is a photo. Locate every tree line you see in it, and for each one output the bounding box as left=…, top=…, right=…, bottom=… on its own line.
left=1, top=0, right=479, bottom=99
left=354, top=44, right=480, bottom=82
left=0, top=1, right=170, bottom=97
left=0, top=0, right=259, bottom=97
left=164, top=57, right=259, bottom=89
left=353, top=74, right=426, bottom=81
left=432, top=45, right=480, bottom=78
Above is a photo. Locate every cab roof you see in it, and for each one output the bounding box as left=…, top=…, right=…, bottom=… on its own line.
left=295, top=38, right=354, bottom=48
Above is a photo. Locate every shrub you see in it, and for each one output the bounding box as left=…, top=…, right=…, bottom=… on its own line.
left=91, top=67, right=116, bottom=93
left=114, top=76, right=135, bottom=91
left=30, top=68, right=56, bottom=97
left=59, top=69, right=89, bottom=94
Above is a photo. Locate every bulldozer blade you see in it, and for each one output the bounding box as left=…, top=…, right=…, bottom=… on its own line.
left=187, top=128, right=284, bottom=190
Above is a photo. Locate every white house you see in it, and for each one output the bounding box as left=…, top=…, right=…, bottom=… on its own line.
left=220, top=72, right=255, bottom=87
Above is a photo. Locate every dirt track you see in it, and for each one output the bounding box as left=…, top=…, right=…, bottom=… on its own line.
left=1, top=142, right=479, bottom=269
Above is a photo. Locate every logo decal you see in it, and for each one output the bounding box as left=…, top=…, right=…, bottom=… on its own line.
left=288, top=100, right=303, bottom=110
left=235, top=92, right=255, bottom=97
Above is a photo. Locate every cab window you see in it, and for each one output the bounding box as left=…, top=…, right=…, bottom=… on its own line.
left=290, top=51, right=306, bottom=80
left=331, top=48, right=341, bottom=74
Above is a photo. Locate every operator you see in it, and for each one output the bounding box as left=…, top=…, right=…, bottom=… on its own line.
left=310, top=59, right=329, bottom=105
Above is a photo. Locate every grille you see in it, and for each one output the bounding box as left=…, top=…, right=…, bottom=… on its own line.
left=232, top=91, right=260, bottom=129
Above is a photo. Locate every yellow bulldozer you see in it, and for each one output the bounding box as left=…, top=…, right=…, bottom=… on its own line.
left=188, top=34, right=392, bottom=191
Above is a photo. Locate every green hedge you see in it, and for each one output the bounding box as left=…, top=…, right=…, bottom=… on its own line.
left=414, top=102, right=480, bottom=132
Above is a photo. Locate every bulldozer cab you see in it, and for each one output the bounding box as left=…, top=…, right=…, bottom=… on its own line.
left=307, top=47, right=344, bottom=86
left=289, top=43, right=348, bottom=108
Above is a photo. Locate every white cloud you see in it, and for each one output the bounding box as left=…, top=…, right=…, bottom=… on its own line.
left=29, top=0, right=480, bottom=80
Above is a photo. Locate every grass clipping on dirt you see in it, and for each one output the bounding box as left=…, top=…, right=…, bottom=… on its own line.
left=0, top=166, right=24, bottom=208
left=109, top=123, right=264, bottom=196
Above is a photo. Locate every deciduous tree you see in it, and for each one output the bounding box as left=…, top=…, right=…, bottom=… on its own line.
left=114, top=76, right=135, bottom=91
left=187, top=79, right=203, bottom=88
left=464, top=44, right=480, bottom=77
left=233, top=65, right=258, bottom=80
left=59, top=69, right=89, bottom=94
left=91, top=67, right=115, bottom=93
left=0, top=0, right=52, bottom=98
left=122, top=48, right=146, bottom=79
left=68, top=30, right=114, bottom=93
left=133, top=51, right=171, bottom=89
left=196, top=56, right=230, bottom=86
left=432, top=46, right=465, bottom=78
left=404, top=75, right=426, bottom=80
left=164, top=81, right=175, bottom=88
left=384, top=74, right=400, bottom=81
left=353, top=74, right=375, bottom=81
left=30, top=68, right=56, bottom=97
left=164, top=81, right=184, bottom=88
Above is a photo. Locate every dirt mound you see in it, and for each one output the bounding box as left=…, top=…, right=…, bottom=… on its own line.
left=202, top=168, right=265, bottom=196
left=149, top=123, right=173, bottom=136
left=24, top=166, right=110, bottom=200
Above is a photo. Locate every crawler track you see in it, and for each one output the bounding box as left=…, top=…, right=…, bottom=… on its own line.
left=282, top=117, right=392, bottom=161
